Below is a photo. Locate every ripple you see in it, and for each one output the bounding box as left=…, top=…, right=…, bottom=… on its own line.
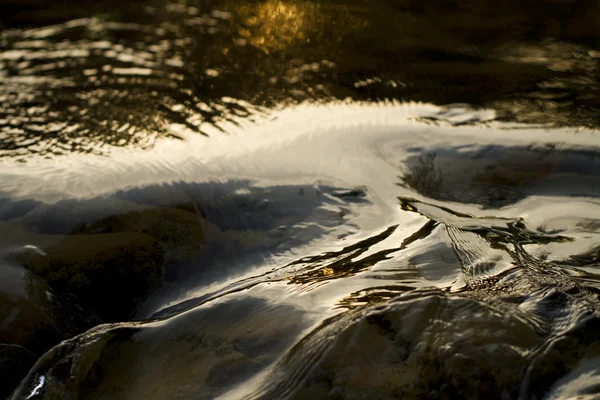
left=3, top=1, right=600, bottom=398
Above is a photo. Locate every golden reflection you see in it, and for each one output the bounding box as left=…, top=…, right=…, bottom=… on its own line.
left=288, top=225, right=400, bottom=285
left=233, top=0, right=365, bottom=54
left=237, top=0, right=308, bottom=53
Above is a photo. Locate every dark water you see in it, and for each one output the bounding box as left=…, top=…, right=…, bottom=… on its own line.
left=1, top=1, right=600, bottom=399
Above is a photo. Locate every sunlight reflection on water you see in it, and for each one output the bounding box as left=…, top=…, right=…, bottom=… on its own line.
left=2, top=0, right=600, bottom=398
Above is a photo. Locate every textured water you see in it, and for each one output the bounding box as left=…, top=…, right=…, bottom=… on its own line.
left=1, top=1, right=600, bottom=399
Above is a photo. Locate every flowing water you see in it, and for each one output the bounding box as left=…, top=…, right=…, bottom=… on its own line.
left=1, top=1, right=600, bottom=399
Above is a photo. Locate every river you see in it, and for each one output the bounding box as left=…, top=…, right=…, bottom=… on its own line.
left=1, top=1, right=600, bottom=399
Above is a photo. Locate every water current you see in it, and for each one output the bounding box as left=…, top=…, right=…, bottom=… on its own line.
left=1, top=1, right=600, bottom=399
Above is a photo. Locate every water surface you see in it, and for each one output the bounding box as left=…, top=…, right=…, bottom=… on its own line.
left=1, top=1, right=600, bottom=399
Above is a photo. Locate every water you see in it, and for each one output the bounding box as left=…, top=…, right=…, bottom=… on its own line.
left=1, top=1, right=600, bottom=399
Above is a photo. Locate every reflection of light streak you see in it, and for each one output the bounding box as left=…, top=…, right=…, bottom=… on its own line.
left=26, top=375, right=45, bottom=399
left=3, top=100, right=598, bottom=206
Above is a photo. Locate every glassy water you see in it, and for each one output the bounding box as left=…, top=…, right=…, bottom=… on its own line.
left=1, top=1, right=600, bottom=399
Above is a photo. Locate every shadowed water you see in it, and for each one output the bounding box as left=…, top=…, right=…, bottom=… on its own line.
left=1, top=1, right=600, bottom=399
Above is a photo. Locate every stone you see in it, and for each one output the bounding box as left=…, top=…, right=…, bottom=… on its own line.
left=0, top=262, right=98, bottom=398
left=18, top=232, right=164, bottom=322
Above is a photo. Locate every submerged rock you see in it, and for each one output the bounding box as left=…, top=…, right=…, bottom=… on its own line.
left=400, top=145, right=600, bottom=208
left=265, top=278, right=600, bottom=400
left=0, top=262, right=98, bottom=398
left=11, top=297, right=307, bottom=400
left=12, top=206, right=210, bottom=323
left=17, top=232, right=164, bottom=322
left=76, top=207, right=205, bottom=263
left=10, top=268, right=600, bottom=400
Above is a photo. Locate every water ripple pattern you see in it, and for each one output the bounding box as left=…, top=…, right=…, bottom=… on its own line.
left=1, top=1, right=600, bottom=400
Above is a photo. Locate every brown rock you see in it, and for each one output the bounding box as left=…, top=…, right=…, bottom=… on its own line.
left=0, top=262, right=98, bottom=398
left=19, top=232, right=164, bottom=322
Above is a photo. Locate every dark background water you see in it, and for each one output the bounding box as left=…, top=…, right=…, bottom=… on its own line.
left=0, top=0, right=599, bottom=158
